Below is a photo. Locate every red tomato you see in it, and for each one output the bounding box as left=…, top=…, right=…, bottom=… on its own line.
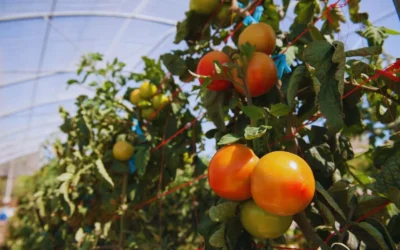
left=251, top=151, right=315, bottom=216
left=208, top=144, right=259, bottom=201
left=196, top=51, right=232, bottom=91
left=233, top=52, right=277, bottom=97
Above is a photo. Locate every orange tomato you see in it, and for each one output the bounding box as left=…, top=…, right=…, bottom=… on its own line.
left=233, top=52, right=277, bottom=97
left=208, top=144, right=259, bottom=201
left=196, top=51, right=232, bottom=91
left=251, top=151, right=315, bottom=216
left=238, top=22, right=276, bottom=55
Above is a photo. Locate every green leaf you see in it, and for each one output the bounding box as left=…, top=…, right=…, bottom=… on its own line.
left=56, top=173, right=73, bottom=182
left=357, top=26, right=389, bottom=47
left=332, top=41, right=345, bottom=101
left=348, top=0, right=369, bottom=24
left=345, top=46, right=383, bottom=57
left=239, top=42, right=256, bottom=60
left=365, top=218, right=397, bottom=250
left=375, top=154, right=400, bottom=194
left=291, top=0, right=320, bottom=27
left=60, top=181, right=75, bottom=216
left=174, top=11, right=211, bottom=44
left=244, top=125, right=271, bottom=140
left=135, top=146, right=151, bottom=178
left=209, top=201, right=239, bottom=223
left=111, top=160, right=129, bottom=174
left=202, top=90, right=230, bottom=132
left=260, top=0, right=280, bottom=31
left=316, top=200, right=336, bottom=227
left=95, top=159, right=114, bottom=187
left=270, top=103, right=291, bottom=117
left=284, top=46, right=299, bottom=66
left=350, top=222, right=390, bottom=250
left=387, top=214, right=400, bottom=243
left=287, top=65, right=307, bottom=108
left=224, top=217, right=243, bottom=249
left=387, top=187, right=400, bottom=209
left=321, top=5, right=346, bottom=33
left=382, top=27, right=400, bottom=35
left=308, top=23, right=324, bottom=41
left=198, top=215, right=221, bottom=250
left=217, top=133, right=242, bottom=145
left=303, top=40, right=344, bottom=134
left=160, top=53, right=188, bottom=76
left=67, top=79, right=78, bottom=85
left=241, top=105, right=265, bottom=121
left=354, top=195, right=390, bottom=221
left=209, top=224, right=225, bottom=248
left=316, top=182, right=347, bottom=221
left=304, top=144, right=335, bottom=188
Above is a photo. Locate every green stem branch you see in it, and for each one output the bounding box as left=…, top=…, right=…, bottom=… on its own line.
left=119, top=174, right=128, bottom=250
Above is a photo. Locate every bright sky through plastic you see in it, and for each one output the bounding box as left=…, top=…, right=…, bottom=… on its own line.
left=0, top=0, right=399, bottom=166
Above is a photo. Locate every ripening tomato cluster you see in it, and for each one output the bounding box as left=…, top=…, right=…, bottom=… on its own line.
left=129, top=81, right=169, bottom=121
left=196, top=22, right=278, bottom=97
left=208, top=144, right=316, bottom=239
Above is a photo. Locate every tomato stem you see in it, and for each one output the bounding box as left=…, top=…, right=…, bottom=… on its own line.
left=119, top=174, right=128, bottom=249
left=293, top=211, right=330, bottom=249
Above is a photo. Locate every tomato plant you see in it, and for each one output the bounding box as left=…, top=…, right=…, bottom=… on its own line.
left=5, top=0, right=400, bottom=249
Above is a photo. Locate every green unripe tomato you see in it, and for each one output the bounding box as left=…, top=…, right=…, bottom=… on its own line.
left=139, top=81, right=157, bottom=99
left=142, top=107, right=156, bottom=121
left=240, top=200, right=293, bottom=239
left=190, top=0, right=220, bottom=15
left=151, top=94, right=169, bottom=109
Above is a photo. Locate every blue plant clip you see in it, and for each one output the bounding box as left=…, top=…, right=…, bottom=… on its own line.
left=271, top=54, right=292, bottom=79
left=132, top=118, right=145, bottom=141
left=0, top=212, right=7, bottom=221
left=238, top=1, right=264, bottom=26
left=128, top=155, right=137, bottom=174
left=243, top=15, right=257, bottom=26
left=252, top=6, right=264, bottom=23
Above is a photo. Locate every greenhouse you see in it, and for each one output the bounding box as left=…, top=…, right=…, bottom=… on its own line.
left=1, top=0, right=400, bottom=249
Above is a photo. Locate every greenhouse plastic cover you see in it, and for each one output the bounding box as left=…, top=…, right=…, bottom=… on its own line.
left=0, top=0, right=399, bottom=175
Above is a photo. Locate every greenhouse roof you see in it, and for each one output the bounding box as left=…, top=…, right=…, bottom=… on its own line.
left=0, top=0, right=399, bottom=172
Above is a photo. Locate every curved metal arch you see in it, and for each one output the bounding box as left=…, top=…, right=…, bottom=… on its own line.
left=0, top=121, right=62, bottom=141
left=0, top=11, right=177, bottom=26
left=0, top=98, right=77, bottom=119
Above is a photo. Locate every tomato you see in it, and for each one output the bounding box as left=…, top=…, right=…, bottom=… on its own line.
left=139, top=81, right=158, bottom=99
left=196, top=51, right=232, bottom=91
left=233, top=52, right=277, bottom=97
left=151, top=94, right=169, bottom=109
left=142, top=107, right=156, bottom=120
left=129, top=89, right=141, bottom=105
left=113, top=141, right=134, bottom=161
left=208, top=144, right=259, bottom=201
left=190, top=0, right=220, bottom=15
left=238, top=22, right=276, bottom=55
left=251, top=151, right=315, bottom=216
left=240, top=200, right=293, bottom=239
